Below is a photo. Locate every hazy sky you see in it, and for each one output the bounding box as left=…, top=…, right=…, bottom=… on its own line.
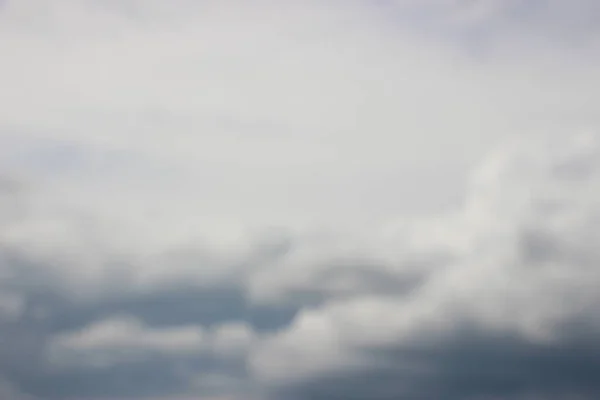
left=1, top=1, right=600, bottom=399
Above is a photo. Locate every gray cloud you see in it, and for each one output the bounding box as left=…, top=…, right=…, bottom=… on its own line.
left=276, top=334, right=600, bottom=400
left=1, top=1, right=600, bottom=400
left=0, top=132, right=598, bottom=400
left=248, top=132, right=600, bottom=400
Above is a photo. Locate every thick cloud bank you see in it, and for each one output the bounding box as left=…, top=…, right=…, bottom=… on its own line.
left=2, top=1, right=600, bottom=400
left=1, top=134, right=600, bottom=399
left=251, top=132, right=600, bottom=400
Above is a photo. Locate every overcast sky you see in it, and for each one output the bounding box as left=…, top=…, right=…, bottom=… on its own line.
left=1, top=1, right=600, bottom=399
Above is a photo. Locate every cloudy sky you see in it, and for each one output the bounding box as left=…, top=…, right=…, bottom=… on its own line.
left=1, top=0, right=600, bottom=399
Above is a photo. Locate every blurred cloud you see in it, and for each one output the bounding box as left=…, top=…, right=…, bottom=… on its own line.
left=1, top=1, right=600, bottom=400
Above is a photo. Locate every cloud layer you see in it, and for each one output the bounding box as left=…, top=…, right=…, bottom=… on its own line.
left=1, top=1, right=600, bottom=399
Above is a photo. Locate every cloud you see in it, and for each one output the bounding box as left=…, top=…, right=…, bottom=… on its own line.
left=249, top=131, right=600, bottom=399
left=1, top=1, right=600, bottom=400
left=51, top=316, right=207, bottom=359
left=50, top=316, right=256, bottom=363
left=1, top=132, right=599, bottom=399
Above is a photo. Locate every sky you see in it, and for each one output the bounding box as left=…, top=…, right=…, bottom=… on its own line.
left=1, top=0, right=600, bottom=399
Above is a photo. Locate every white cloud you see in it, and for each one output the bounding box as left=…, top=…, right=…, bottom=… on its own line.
left=27, top=130, right=600, bottom=398
left=1, top=1, right=600, bottom=399
left=3, top=0, right=600, bottom=232
left=49, top=316, right=258, bottom=367
left=248, top=131, right=600, bottom=385
left=210, top=322, right=257, bottom=359
left=50, top=316, right=207, bottom=361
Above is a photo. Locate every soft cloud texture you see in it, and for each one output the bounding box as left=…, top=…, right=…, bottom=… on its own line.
left=1, top=1, right=600, bottom=399
left=251, top=132, right=600, bottom=397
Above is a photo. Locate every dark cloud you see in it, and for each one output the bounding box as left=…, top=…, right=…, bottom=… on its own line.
left=275, top=329, right=600, bottom=400
left=1, top=2, right=600, bottom=399
left=40, top=285, right=297, bottom=335
left=248, top=132, right=600, bottom=400
left=1, top=132, right=600, bottom=400
left=0, top=254, right=297, bottom=398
